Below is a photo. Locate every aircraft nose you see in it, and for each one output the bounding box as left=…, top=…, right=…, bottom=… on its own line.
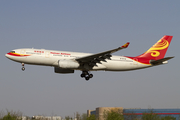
left=5, top=53, right=10, bottom=59
left=5, top=53, right=8, bottom=57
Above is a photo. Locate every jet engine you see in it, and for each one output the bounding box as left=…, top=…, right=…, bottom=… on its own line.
left=58, top=60, right=80, bottom=69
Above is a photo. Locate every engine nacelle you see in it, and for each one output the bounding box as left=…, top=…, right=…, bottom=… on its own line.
left=54, top=67, right=74, bottom=74
left=58, top=60, right=80, bottom=69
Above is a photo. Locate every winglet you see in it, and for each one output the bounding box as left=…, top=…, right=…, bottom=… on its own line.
left=121, top=42, right=130, bottom=48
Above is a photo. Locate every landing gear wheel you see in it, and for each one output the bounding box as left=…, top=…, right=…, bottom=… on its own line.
left=85, top=77, right=90, bottom=81
left=22, top=67, right=25, bottom=71
left=21, top=63, right=25, bottom=71
left=89, top=74, right=93, bottom=78
left=81, top=74, right=85, bottom=78
left=81, top=71, right=93, bottom=81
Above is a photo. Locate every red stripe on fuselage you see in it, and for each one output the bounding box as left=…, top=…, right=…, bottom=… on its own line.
left=7, top=52, right=30, bottom=57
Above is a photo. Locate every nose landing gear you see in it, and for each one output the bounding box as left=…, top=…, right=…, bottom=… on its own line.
left=21, top=63, right=25, bottom=71
left=81, top=71, right=93, bottom=81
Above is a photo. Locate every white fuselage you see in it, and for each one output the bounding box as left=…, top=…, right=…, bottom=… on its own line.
left=5, top=35, right=173, bottom=80
left=5, top=48, right=151, bottom=71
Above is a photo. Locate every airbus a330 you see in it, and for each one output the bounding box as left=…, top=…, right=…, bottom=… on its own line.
left=5, top=35, right=174, bottom=81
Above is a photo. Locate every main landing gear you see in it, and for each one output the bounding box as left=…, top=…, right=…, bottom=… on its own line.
left=21, top=63, right=25, bottom=71
left=81, top=71, right=93, bottom=81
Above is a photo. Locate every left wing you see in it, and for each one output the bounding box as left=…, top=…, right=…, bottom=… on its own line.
left=75, top=42, right=130, bottom=65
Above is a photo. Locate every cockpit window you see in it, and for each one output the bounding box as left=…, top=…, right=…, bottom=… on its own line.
left=10, top=51, right=15, bottom=53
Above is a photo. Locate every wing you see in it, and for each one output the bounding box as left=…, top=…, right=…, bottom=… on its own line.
left=75, top=42, right=130, bottom=66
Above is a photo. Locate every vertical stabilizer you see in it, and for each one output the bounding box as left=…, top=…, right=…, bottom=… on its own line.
left=137, top=35, right=173, bottom=60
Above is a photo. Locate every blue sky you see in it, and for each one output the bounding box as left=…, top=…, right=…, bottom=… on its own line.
left=0, top=0, right=180, bottom=118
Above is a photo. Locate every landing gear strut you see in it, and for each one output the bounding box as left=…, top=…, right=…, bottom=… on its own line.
left=21, top=63, right=25, bottom=71
left=81, top=71, right=93, bottom=81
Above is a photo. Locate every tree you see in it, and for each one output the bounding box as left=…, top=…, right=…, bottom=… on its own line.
left=87, top=115, right=96, bottom=120
left=81, top=113, right=87, bottom=120
left=75, top=112, right=81, bottom=120
left=103, top=110, right=123, bottom=120
left=123, top=112, right=138, bottom=120
left=141, top=111, right=160, bottom=120
left=160, top=116, right=176, bottom=120
left=64, top=116, right=72, bottom=120
left=0, top=110, right=5, bottom=119
left=0, top=110, right=22, bottom=120
left=2, top=113, right=16, bottom=120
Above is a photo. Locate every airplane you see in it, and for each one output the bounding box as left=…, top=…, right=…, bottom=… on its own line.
left=5, top=35, right=174, bottom=81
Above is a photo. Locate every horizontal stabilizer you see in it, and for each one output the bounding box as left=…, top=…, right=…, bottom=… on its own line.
left=150, top=57, right=174, bottom=65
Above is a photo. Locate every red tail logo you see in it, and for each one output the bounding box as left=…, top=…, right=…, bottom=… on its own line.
left=137, top=35, right=173, bottom=60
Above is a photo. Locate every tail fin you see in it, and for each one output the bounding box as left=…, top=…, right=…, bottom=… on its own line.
left=137, top=35, right=173, bottom=60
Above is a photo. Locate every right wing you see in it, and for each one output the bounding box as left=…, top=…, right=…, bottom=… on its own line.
left=75, top=42, right=130, bottom=66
